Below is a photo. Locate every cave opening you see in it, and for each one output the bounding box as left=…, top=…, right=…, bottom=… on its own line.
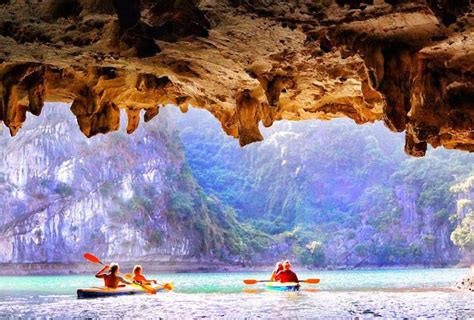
left=0, top=0, right=473, bottom=315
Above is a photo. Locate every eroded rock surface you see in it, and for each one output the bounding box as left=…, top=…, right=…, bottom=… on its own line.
left=0, top=0, right=473, bottom=155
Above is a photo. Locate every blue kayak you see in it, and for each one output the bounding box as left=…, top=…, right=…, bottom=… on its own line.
left=265, top=282, right=300, bottom=292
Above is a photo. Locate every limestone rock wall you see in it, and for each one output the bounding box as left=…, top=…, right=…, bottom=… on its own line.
left=0, top=0, right=472, bottom=155
left=0, top=104, right=221, bottom=263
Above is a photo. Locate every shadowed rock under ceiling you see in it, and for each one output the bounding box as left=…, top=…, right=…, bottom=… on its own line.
left=0, top=0, right=473, bottom=156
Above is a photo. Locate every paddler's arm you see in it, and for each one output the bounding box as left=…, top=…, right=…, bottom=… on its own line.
left=118, top=276, right=133, bottom=285
left=270, top=272, right=275, bottom=281
left=142, top=276, right=158, bottom=284
left=95, top=265, right=109, bottom=278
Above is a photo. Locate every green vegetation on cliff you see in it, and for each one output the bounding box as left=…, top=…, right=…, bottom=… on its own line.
left=176, top=108, right=474, bottom=267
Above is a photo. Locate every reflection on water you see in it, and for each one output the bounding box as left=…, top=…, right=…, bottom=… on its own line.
left=0, top=269, right=472, bottom=318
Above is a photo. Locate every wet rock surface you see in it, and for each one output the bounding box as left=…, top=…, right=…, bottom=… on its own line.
left=0, top=0, right=473, bottom=155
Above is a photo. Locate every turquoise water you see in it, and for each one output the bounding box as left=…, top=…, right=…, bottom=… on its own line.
left=0, top=268, right=472, bottom=318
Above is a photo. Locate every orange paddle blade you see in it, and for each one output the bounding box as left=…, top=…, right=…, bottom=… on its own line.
left=83, top=253, right=102, bottom=264
left=243, top=279, right=258, bottom=285
left=301, top=278, right=320, bottom=284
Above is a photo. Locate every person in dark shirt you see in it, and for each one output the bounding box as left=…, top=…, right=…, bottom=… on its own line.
left=275, top=260, right=299, bottom=283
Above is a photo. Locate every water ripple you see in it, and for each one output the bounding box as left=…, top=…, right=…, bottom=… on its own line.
left=0, top=291, right=473, bottom=319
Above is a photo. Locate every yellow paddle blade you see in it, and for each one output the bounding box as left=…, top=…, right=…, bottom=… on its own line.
left=302, top=278, right=320, bottom=284
left=243, top=279, right=258, bottom=285
left=163, top=282, right=174, bottom=291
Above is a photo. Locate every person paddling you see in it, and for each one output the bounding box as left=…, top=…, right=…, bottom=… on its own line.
left=270, top=261, right=283, bottom=281
left=132, top=265, right=158, bottom=285
left=95, top=262, right=132, bottom=289
left=276, top=260, right=299, bottom=283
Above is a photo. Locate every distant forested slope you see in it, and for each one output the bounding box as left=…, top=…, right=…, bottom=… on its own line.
left=177, top=109, right=474, bottom=267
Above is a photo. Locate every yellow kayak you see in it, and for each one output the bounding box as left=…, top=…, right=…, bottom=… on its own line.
left=77, top=283, right=172, bottom=299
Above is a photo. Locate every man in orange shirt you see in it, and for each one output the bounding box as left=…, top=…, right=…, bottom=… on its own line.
left=275, top=260, right=299, bottom=283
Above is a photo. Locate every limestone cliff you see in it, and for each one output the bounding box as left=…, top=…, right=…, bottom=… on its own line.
left=0, top=104, right=266, bottom=264
left=0, top=0, right=472, bottom=156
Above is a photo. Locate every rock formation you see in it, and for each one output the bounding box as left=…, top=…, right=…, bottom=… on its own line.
left=0, top=105, right=266, bottom=265
left=0, top=0, right=473, bottom=156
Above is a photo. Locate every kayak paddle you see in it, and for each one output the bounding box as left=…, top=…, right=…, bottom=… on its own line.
left=243, top=279, right=271, bottom=284
left=243, top=278, right=320, bottom=285
left=163, top=282, right=174, bottom=291
left=83, top=253, right=104, bottom=265
left=124, top=273, right=174, bottom=291
left=124, top=273, right=157, bottom=294
left=301, top=278, right=320, bottom=284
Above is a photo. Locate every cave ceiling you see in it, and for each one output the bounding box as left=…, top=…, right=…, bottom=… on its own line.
left=0, top=0, right=473, bottom=156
